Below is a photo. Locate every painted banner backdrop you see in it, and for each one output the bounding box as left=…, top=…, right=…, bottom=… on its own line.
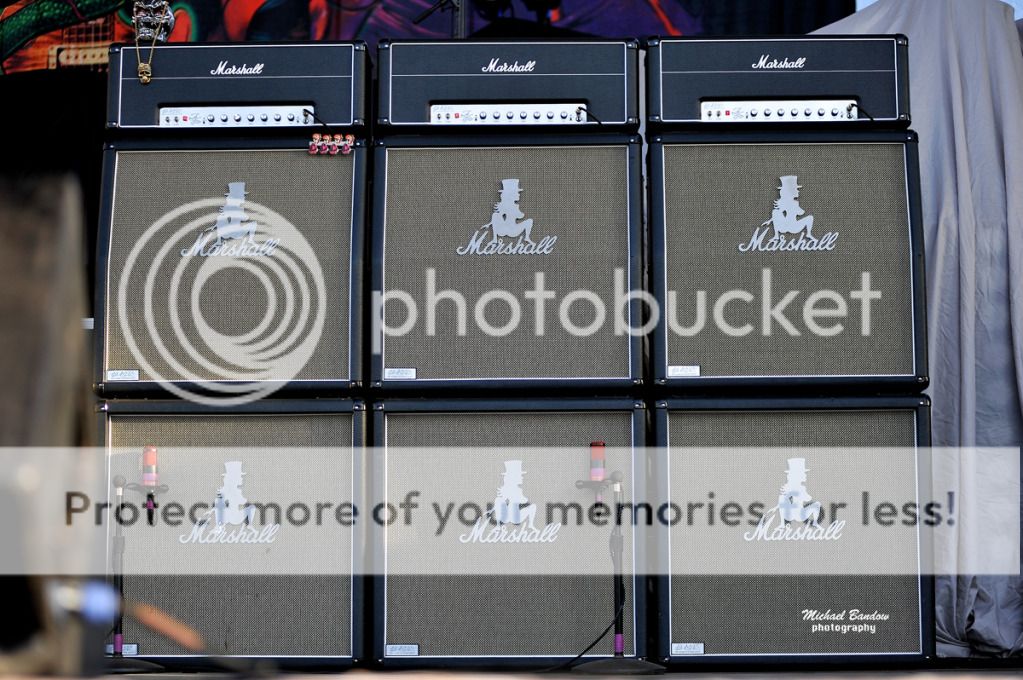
left=1, top=1, right=850, bottom=74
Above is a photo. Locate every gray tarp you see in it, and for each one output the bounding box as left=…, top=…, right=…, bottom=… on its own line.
left=817, top=0, right=1023, bottom=657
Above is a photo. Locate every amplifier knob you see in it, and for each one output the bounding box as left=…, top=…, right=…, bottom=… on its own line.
left=750, top=109, right=758, bottom=117
left=818, top=108, right=825, bottom=116
left=234, top=114, right=242, bottom=122
left=247, top=114, right=255, bottom=122
left=274, top=113, right=281, bottom=121
left=260, top=114, right=268, bottom=122
left=506, top=111, right=514, bottom=119
left=207, top=114, right=215, bottom=122
left=547, top=111, right=554, bottom=119
left=519, top=111, right=527, bottom=119
left=533, top=111, right=541, bottom=119
left=480, top=111, right=487, bottom=119
left=221, top=114, right=228, bottom=122
left=804, top=108, right=812, bottom=117
left=831, top=108, right=839, bottom=116
left=791, top=108, right=798, bottom=116
left=493, top=110, right=500, bottom=119
left=777, top=108, right=785, bottom=116
left=287, top=113, right=295, bottom=121
left=764, top=109, right=772, bottom=117
left=560, top=111, right=568, bottom=119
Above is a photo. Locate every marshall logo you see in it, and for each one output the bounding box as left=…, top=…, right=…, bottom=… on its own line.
left=738, top=175, right=839, bottom=253
left=179, top=462, right=280, bottom=545
left=210, top=61, right=264, bottom=76
left=459, top=460, right=561, bottom=544
left=180, top=182, right=280, bottom=257
left=744, top=458, right=845, bottom=542
left=482, top=58, right=536, bottom=73
left=456, top=179, right=557, bottom=255
left=751, top=54, right=806, bottom=69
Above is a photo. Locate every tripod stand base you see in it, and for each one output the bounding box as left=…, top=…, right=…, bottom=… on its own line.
left=105, top=657, right=166, bottom=674
left=571, top=657, right=665, bottom=675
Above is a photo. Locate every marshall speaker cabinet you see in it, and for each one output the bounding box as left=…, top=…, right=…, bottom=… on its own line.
left=371, top=135, right=643, bottom=390
left=96, top=137, right=366, bottom=395
left=650, top=130, right=926, bottom=389
left=652, top=397, right=933, bottom=662
left=372, top=399, right=646, bottom=666
left=103, top=400, right=364, bottom=665
left=97, top=42, right=367, bottom=396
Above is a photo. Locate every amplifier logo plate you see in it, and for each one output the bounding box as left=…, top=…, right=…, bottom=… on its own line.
left=179, top=461, right=281, bottom=545
left=180, top=182, right=281, bottom=258
left=458, top=460, right=561, bottom=544
left=751, top=54, right=806, bottom=70
left=456, top=179, right=557, bottom=256
left=738, top=175, right=838, bottom=253
left=482, top=58, right=536, bottom=73
left=744, top=457, right=845, bottom=542
left=210, top=60, right=265, bottom=76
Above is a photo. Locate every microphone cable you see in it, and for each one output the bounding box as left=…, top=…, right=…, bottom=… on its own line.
left=541, top=599, right=626, bottom=672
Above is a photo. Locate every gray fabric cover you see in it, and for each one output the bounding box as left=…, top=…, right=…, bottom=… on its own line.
left=816, top=0, right=1023, bottom=657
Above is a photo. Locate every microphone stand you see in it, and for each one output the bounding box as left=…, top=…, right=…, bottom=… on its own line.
left=573, top=472, right=663, bottom=674
left=106, top=475, right=168, bottom=673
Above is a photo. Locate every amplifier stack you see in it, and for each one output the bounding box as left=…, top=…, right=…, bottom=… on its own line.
left=93, top=35, right=932, bottom=669
left=97, top=42, right=369, bottom=667
left=644, top=35, right=932, bottom=665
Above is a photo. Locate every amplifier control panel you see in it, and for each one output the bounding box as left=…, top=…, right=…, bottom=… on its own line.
left=158, top=104, right=314, bottom=127
left=700, top=99, right=858, bottom=122
left=428, top=103, right=588, bottom=125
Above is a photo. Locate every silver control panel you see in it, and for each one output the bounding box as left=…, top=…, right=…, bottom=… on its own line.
left=700, top=99, right=858, bottom=122
left=158, top=104, right=315, bottom=127
left=428, top=103, right=588, bottom=125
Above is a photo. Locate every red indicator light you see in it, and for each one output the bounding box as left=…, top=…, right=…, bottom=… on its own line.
left=725, top=110, right=730, bottom=116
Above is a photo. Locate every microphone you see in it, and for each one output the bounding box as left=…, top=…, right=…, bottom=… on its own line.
left=590, top=441, right=606, bottom=481
left=142, top=446, right=158, bottom=525
left=590, top=441, right=606, bottom=502
left=142, top=446, right=158, bottom=488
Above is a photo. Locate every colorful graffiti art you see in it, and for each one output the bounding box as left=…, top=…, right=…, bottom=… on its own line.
left=0, top=1, right=702, bottom=75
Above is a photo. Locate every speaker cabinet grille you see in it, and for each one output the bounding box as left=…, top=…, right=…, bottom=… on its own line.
left=99, top=142, right=362, bottom=392
left=376, top=402, right=643, bottom=662
left=374, top=139, right=640, bottom=387
left=652, top=134, right=924, bottom=387
left=106, top=403, right=360, bottom=660
left=655, top=399, right=930, bottom=660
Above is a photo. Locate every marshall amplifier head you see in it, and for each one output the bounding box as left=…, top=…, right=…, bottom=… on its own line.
left=96, top=137, right=365, bottom=396
left=371, top=135, right=642, bottom=390
left=650, top=130, right=927, bottom=390
left=372, top=399, right=646, bottom=666
left=102, top=399, right=364, bottom=665
left=653, top=397, right=933, bottom=663
left=377, top=40, right=639, bottom=130
left=646, top=36, right=910, bottom=129
left=107, top=42, right=368, bottom=130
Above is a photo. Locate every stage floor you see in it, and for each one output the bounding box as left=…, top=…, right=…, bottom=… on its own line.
left=100, top=671, right=1023, bottom=679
